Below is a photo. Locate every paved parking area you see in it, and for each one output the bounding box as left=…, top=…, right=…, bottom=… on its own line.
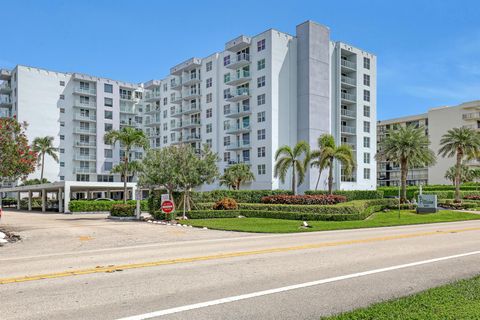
left=0, top=210, right=250, bottom=259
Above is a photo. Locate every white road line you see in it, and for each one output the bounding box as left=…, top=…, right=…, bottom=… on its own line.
left=116, top=250, right=480, bottom=320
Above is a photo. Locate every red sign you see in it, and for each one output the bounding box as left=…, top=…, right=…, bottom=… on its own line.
left=161, top=200, right=175, bottom=214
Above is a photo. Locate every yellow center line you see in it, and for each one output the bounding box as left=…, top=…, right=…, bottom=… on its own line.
left=1, top=226, right=479, bottom=285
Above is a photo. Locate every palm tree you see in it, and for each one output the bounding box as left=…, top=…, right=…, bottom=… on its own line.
left=310, top=134, right=355, bottom=194
left=111, top=161, right=143, bottom=184
left=274, top=141, right=310, bottom=195
left=221, top=163, right=255, bottom=190
left=439, top=127, right=480, bottom=202
left=219, top=170, right=237, bottom=190
left=377, top=125, right=436, bottom=203
left=32, top=136, right=59, bottom=181
left=104, top=127, right=149, bottom=203
left=444, top=164, right=474, bottom=185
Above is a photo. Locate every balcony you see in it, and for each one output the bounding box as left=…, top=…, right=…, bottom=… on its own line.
left=144, top=91, right=161, bottom=101
left=341, top=108, right=356, bottom=119
left=120, top=94, right=134, bottom=101
left=74, top=154, right=97, bottom=161
left=73, top=87, right=96, bottom=96
left=183, top=134, right=202, bottom=143
left=180, top=118, right=201, bottom=129
left=74, top=140, right=96, bottom=148
left=225, top=70, right=251, bottom=86
left=74, top=127, right=96, bottom=135
left=341, top=75, right=356, bottom=87
left=183, top=89, right=201, bottom=100
left=226, top=123, right=251, bottom=134
left=172, top=103, right=201, bottom=117
left=225, top=35, right=251, bottom=52
left=170, top=79, right=182, bottom=90
left=341, top=125, right=356, bottom=135
left=341, top=142, right=356, bottom=150
left=225, top=53, right=251, bottom=69
left=0, top=96, right=12, bottom=107
left=226, top=140, right=251, bottom=151
left=225, top=104, right=251, bottom=118
left=226, top=160, right=251, bottom=166
left=341, top=92, right=356, bottom=103
left=0, top=69, right=11, bottom=81
left=341, top=59, right=356, bottom=70
left=74, top=113, right=96, bottom=121
left=171, top=95, right=183, bottom=104
left=120, top=119, right=140, bottom=127
left=73, top=100, right=97, bottom=109
left=182, top=73, right=201, bottom=86
left=225, top=87, right=250, bottom=102
left=0, top=82, right=12, bottom=94
left=120, top=106, right=136, bottom=114
left=74, top=167, right=96, bottom=174
left=462, top=112, right=480, bottom=120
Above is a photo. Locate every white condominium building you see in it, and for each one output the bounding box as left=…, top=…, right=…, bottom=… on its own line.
left=377, top=100, right=480, bottom=186
left=0, top=20, right=377, bottom=192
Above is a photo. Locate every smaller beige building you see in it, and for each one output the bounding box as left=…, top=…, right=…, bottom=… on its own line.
left=377, top=100, right=480, bottom=186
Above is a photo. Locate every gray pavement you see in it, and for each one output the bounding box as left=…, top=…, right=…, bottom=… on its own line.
left=1, top=210, right=480, bottom=319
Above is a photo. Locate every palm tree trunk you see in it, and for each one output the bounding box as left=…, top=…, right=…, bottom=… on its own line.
left=315, top=169, right=321, bottom=191
left=455, top=150, right=463, bottom=203
left=328, top=164, right=333, bottom=195
left=123, top=149, right=129, bottom=204
left=400, top=159, right=408, bottom=203
left=40, top=153, right=45, bottom=181
left=292, top=164, right=297, bottom=195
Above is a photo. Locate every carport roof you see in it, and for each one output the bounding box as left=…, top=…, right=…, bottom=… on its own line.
left=0, top=181, right=138, bottom=193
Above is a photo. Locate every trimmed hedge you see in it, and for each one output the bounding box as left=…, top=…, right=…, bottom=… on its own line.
left=1, top=198, right=17, bottom=207
left=261, top=194, right=346, bottom=205
left=413, top=191, right=480, bottom=200
left=305, top=190, right=384, bottom=201
left=379, top=185, right=480, bottom=199
left=151, top=211, right=177, bottom=220
left=110, top=204, right=135, bottom=217
left=69, top=200, right=148, bottom=212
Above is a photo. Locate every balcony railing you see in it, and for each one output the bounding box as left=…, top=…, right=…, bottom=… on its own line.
left=225, top=87, right=250, bottom=102
left=341, top=75, right=356, bottom=86
left=225, top=70, right=251, bottom=86
left=225, top=104, right=251, bottom=118
left=341, top=59, right=356, bottom=70
left=341, top=109, right=356, bottom=118
left=74, top=100, right=97, bottom=108
left=75, top=140, right=96, bottom=147
left=144, top=91, right=161, bottom=100
left=120, top=106, right=136, bottom=114
left=74, top=127, right=97, bottom=134
left=120, top=94, right=133, bottom=100
left=182, top=73, right=201, bottom=86
left=341, top=125, right=356, bottom=134
left=226, top=140, right=251, bottom=150
left=180, top=119, right=201, bottom=128
left=225, top=53, right=251, bottom=69
left=226, top=123, right=251, bottom=134
left=74, top=167, right=96, bottom=174
left=462, top=112, right=480, bottom=120
left=74, top=113, right=96, bottom=121
left=74, top=87, right=96, bottom=95
left=74, top=154, right=97, bottom=161
left=341, top=92, right=356, bottom=102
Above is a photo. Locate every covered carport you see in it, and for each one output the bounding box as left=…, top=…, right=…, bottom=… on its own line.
left=0, top=181, right=138, bottom=213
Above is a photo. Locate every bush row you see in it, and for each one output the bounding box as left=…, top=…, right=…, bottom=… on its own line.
left=69, top=200, right=148, bottom=212
left=379, top=185, right=480, bottom=198
left=261, top=194, right=347, bottom=205
left=304, top=190, right=384, bottom=201
left=1, top=198, right=17, bottom=206
left=110, top=204, right=136, bottom=217
left=413, top=191, right=480, bottom=200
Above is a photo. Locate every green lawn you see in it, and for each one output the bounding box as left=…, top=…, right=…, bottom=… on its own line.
left=179, top=210, right=480, bottom=233
left=322, top=275, right=480, bottom=319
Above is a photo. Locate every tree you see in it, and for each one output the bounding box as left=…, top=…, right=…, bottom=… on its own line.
left=111, top=161, right=142, bottom=184
left=439, top=127, right=480, bottom=202
left=0, top=118, right=37, bottom=184
left=444, top=164, right=474, bottom=185
left=32, top=136, right=58, bottom=181
left=21, top=178, right=50, bottom=186
left=104, top=127, right=149, bottom=203
left=274, top=141, right=310, bottom=195
left=377, top=125, right=436, bottom=203
left=311, top=134, right=356, bottom=194
left=138, top=147, right=179, bottom=198
left=220, top=163, right=255, bottom=190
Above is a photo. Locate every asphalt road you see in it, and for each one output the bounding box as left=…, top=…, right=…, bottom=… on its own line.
left=1, top=210, right=480, bottom=320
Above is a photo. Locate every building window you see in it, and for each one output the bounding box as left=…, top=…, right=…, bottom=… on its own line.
left=163, top=83, right=168, bottom=92
left=104, top=84, right=113, bottom=93
left=257, top=76, right=265, bottom=88
left=223, top=55, right=230, bottom=66
left=104, top=97, right=113, bottom=107
left=257, top=111, right=265, bottom=123
left=104, top=110, right=113, bottom=119
left=364, top=105, right=370, bottom=117
left=363, top=136, right=370, bottom=148
left=163, top=97, right=167, bottom=105
left=257, top=129, right=266, bottom=140
left=363, top=121, right=370, bottom=133
left=206, top=108, right=213, bottom=118
left=163, top=123, right=168, bottom=131
left=76, top=174, right=90, bottom=182
left=363, top=90, right=370, bottom=102
left=60, top=135, right=65, bottom=140
left=59, top=148, right=65, bottom=153
left=104, top=123, right=113, bottom=132
left=206, top=123, right=212, bottom=133
left=257, top=146, right=266, bottom=158
left=257, top=59, right=265, bottom=70
left=60, top=162, right=65, bottom=167
left=364, top=168, right=371, bottom=179
left=60, top=121, right=65, bottom=127
left=206, top=93, right=213, bottom=103
left=223, top=73, right=231, bottom=84
left=163, top=136, right=168, bottom=144
left=363, top=74, right=370, bottom=86
left=224, top=152, right=231, bottom=162
left=257, top=39, right=266, bottom=52
left=223, top=104, right=231, bottom=115
left=206, top=61, right=212, bottom=72
left=206, top=78, right=212, bottom=88
left=60, top=176, right=65, bottom=181
left=60, top=108, right=65, bottom=113
left=59, top=94, right=64, bottom=100
left=223, top=136, right=230, bottom=146
left=104, top=149, right=113, bottom=158
left=257, top=94, right=266, bottom=105
left=59, top=81, right=65, bottom=86
left=363, top=57, right=370, bottom=70
left=364, top=152, right=370, bottom=164
left=258, top=164, right=266, bottom=175
left=104, top=162, right=113, bottom=171
left=223, top=120, right=230, bottom=130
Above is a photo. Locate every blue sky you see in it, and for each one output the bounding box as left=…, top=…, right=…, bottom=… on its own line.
left=2, top=0, right=479, bottom=120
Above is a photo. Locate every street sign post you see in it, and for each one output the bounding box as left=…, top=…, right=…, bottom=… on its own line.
left=135, top=189, right=142, bottom=220
left=161, top=199, right=175, bottom=220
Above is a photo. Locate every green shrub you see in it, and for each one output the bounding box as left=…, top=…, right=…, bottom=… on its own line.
left=213, top=198, right=239, bottom=210
left=305, top=190, right=384, bottom=201
left=110, top=204, right=135, bottom=217
left=261, top=194, right=347, bottom=205
left=190, top=190, right=293, bottom=203
left=413, top=191, right=480, bottom=200
left=1, top=197, right=17, bottom=207
left=379, top=185, right=480, bottom=199
left=151, top=210, right=177, bottom=220
left=69, top=200, right=148, bottom=212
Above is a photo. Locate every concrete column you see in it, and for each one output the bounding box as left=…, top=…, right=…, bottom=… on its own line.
left=41, top=189, right=46, bottom=213
left=16, top=191, right=21, bottom=210
left=0, top=191, right=3, bottom=210
left=64, top=183, right=71, bottom=213
left=58, top=188, right=63, bottom=213
left=28, top=190, right=32, bottom=211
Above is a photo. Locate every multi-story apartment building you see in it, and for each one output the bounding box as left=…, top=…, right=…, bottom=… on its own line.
left=377, top=100, right=480, bottom=186
left=0, top=20, right=377, bottom=192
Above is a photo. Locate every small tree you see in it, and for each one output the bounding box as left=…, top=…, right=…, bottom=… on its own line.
left=274, top=141, right=310, bottom=195
left=111, top=161, right=142, bottom=184
left=444, top=164, right=474, bottom=185
left=21, top=178, right=50, bottom=186
left=0, top=118, right=37, bottom=185
left=138, top=148, right=179, bottom=198
left=439, top=127, right=480, bottom=202
left=220, top=163, right=255, bottom=190
left=32, top=136, right=58, bottom=181
left=104, top=127, right=149, bottom=203
left=311, top=134, right=355, bottom=194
